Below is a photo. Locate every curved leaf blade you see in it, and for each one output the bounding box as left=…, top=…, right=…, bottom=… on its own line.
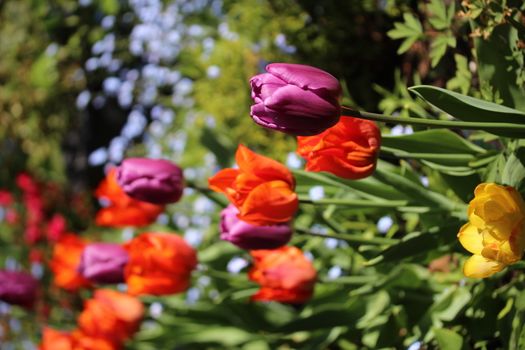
left=409, top=85, right=525, bottom=124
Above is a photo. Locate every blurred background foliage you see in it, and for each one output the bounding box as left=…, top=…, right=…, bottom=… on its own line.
left=1, top=0, right=525, bottom=349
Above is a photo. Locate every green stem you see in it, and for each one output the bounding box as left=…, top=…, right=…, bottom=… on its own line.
left=186, top=180, right=228, bottom=207
left=299, top=195, right=408, bottom=208
left=342, top=106, right=525, bottom=132
left=381, top=146, right=475, bottom=161
left=295, top=227, right=397, bottom=245
left=319, top=275, right=378, bottom=285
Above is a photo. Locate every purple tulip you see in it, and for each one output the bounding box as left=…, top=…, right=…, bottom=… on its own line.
left=78, top=243, right=129, bottom=284
left=117, top=158, right=184, bottom=204
left=249, top=63, right=341, bottom=136
left=0, top=270, right=38, bottom=308
left=220, top=205, right=293, bottom=250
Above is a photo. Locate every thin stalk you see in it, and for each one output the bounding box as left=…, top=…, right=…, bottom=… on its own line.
left=342, top=107, right=525, bottom=132
left=298, top=195, right=408, bottom=208
left=319, top=275, right=378, bottom=285
left=295, top=227, right=398, bottom=245
left=380, top=146, right=475, bottom=161
left=186, top=180, right=228, bottom=207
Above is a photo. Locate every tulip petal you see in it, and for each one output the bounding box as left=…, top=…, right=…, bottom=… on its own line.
left=251, top=105, right=330, bottom=135
left=251, top=104, right=332, bottom=136
left=249, top=72, right=286, bottom=88
left=235, top=145, right=295, bottom=188
left=239, top=180, right=298, bottom=225
left=458, top=223, right=484, bottom=255
left=463, top=255, right=505, bottom=278
left=265, top=84, right=340, bottom=120
left=266, top=63, right=341, bottom=96
left=296, top=117, right=380, bottom=179
left=208, top=168, right=239, bottom=193
left=250, top=73, right=287, bottom=101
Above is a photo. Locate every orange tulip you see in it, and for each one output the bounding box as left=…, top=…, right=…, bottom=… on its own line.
left=40, top=328, right=117, bottom=350
left=49, top=233, right=91, bottom=291
left=95, top=168, right=164, bottom=227
left=124, top=233, right=197, bottom=295
left=78, top=289, right=144, bottom=344
left=297, top=116, right=380, bottom=179
left=40, top=328, right=73, bottom=350
left=249, top=246, right=317, bottom=304
left=209, top=144, right=298, bottom=225
left=71, top=331, right=119, bottom=350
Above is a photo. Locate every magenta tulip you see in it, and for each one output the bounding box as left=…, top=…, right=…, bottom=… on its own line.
left=78, top=243, right=129, bottom=284
left=220, top=205, right=293, bottom=250
left=117, top=158, right=184, bottom=204
left=249, top=63, right=341, bottom=136
left=0, top=270, right=38, bottom=308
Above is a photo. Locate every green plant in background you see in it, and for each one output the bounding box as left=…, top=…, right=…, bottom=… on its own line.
left=0, top=0, right=105, bottom=183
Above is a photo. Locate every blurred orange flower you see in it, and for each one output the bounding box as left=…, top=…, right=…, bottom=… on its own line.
left=249, top=246, right=317, bottom=304
left=49, top=233, right=91, bottom=291
left=78, top=289, right=144, bottom=345
left=40, top=328, right=73, bottom=350
left=209, top=144, right=298, bottom=225
left=95, top=168, right=164, bottom=227
left=124, top=233, right=197, bottom=295
left=40, top=328, right=117, bottom=350
left=297, top=116, right=380, bottom=179
left=71, top=331, right=119, bottom=350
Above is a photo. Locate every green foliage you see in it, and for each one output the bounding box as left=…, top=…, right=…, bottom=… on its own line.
left=409, top=85, right=525, bottom=123
left=446, top=54, right=472, bottom=94
left=387, top=0, right=459, bottom=67
left=387, top=13, right=423, bottom=54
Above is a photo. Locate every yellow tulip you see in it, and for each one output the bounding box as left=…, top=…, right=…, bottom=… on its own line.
left=458, top=183, right=525, bottom=278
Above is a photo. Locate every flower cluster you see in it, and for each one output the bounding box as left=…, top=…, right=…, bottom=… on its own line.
left=203, top=63, right=386, bottom=302
left=50, top=232, right=197, bottom=296
left=1, top=173, right=77, bottom=244
left=7, top=54, right=521, bottom=350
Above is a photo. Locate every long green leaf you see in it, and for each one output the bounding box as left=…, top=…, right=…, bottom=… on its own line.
left=382, top=129, right=485, bottom=167
left=409, top=85, right=525, bottom=124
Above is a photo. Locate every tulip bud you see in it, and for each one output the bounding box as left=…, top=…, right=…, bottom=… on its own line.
left=297, top=116, right=381, bottom=180
left=209, top=145, right=298, bottom=226
left=124, top=233, right=197, bottom=296
left=0, top=270, right=38, bottom=308
left=117, top=158, right=184, bottom=204
left=249, top=63, right=341, bottom=136
left=220, top=205, right=292, bottom=250
left=249, top=247, right=317, bottom=304
left=78, top=243, right=129, bottom=284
